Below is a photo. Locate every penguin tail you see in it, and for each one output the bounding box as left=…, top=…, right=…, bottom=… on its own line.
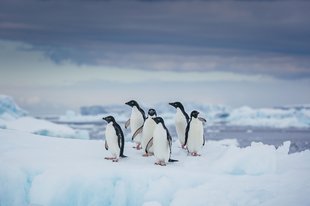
left=120, top=154, right=127, bottom=158
left=168, top=158, right=178, bottom=162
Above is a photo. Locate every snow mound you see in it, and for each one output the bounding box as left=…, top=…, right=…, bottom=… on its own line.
left=0, top=95, right=89, bottom=139
left=0, top=129, right=309, bottom=206
left=0, top=95, right=27, bottom=119
left=4, top=117, right=89, bottom=139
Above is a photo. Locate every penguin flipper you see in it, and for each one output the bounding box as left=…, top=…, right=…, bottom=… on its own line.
left=125, top=119, right=130, bottom=129
left=105, top=140, right=109, bottom=150
left=198, top=117, right=207, bottom=124
left=132, top=125, right=143, bottom=141
left=203, top=135, right=206, bottom=146
left=145, top=137, right=153, bottom=154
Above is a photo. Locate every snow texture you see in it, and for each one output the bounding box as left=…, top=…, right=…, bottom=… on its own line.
left=0, top=129, right=309, bottom=206
left=0, top=95, right=89, bottom=139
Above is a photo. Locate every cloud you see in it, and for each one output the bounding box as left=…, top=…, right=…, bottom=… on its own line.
left=0, top=0, right=309, bottom=79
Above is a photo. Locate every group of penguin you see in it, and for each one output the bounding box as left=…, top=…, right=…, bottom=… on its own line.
left=102, top=100, right=206, bottom=166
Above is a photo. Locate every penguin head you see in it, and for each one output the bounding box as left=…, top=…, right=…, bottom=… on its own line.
left=125, top=100, right=139, bottom=107
left=153, top=117, right=164, bottom=124
left=148, top=108, right=157, bottom=117
left=169, top=102, right=183, bottom=109
left=102, top=115, right=115, bottom=123
left=190, top=110, right=199, bottom=118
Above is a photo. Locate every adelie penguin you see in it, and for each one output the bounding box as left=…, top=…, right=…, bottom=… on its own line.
left=153, top=117, right=178, bottom=166
left=169, top=102, right=189, bottom=149
left=184, top=110, right=207, bottom=156
left=125, top=100, right=146, bottom=150
left=102, top=115, right=126, bottom=162
left=141, top=108, right=157, bottom=157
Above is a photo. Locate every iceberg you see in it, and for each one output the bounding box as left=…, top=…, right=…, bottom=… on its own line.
left=0, top=129, right=309, bottom=206
left=0, top=95, right=27, bottom=119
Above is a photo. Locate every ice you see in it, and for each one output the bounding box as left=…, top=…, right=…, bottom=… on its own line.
left=0, top=128, right=309, bottom=206
left=0, top=95, right=27, bottom=119
left=0, top=95, right=89, bottom=139
left=56, top=103, right=310, bottom=129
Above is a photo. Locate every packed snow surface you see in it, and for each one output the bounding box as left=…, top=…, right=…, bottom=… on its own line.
left=1, top=129, right=309, bottom=206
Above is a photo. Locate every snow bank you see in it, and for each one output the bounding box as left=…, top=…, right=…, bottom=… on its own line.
left=0, top=95, right=89, bottom=139
left=0, top=129, right=309, bottom=206
left=4, top=117, right=89, bottom=139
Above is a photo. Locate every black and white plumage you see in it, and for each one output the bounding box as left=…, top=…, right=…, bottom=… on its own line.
left=141, top=108, right=157, bottom=156
left=184, top=110, right=206, bottom=156
left=125, top=100, right=146, bottom=150
left=102, top=115, right=126, bottom=162
left=169, top=102, right=189, bottom=148
left=153, top=117, right=178, bottom=166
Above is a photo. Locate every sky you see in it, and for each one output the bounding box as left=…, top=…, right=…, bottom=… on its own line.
left=0, top=0, right=310, bottom=115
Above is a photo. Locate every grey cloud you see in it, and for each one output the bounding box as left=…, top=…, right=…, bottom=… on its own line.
left=0, top=0, right=310, bottom=78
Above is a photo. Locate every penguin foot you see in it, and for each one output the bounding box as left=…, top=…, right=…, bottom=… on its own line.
left=143, top=152, right=154, bottom=157
left=181, top=144, right=187, bottom=149
left=105, top=157, right=119, bottom=162
left=191, top=152, right=201, bottom=156
left=155, top=161, right=166, bottom=166
left=133, top=144, right=142, bottom=150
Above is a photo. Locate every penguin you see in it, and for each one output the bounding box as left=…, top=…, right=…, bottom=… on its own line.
left=102, top=115, right=126, bottom=162
left=141, top=108, right=157, bottom=156
left=125, top=100, right=146, bottom=150
left=169, top=102, right=189, bottom=149
left=184, top=110, right=206, bottom=156
left=153, top=117, right=178, bottom=166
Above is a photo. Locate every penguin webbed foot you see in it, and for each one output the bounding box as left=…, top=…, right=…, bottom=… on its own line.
left=105, top=157, right=119, bottom=161
left=155, top=161, right=166, bottom=166
left=133, top=144, right=142, bottom=150
left=143, top=152, right=154, bottom=157
left=181, top=144, right=187, bottom=149
left=191, top=152, right=201, bottom=156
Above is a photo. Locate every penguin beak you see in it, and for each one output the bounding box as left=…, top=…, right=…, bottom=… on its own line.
left=168, top=102, right=175, bottom=107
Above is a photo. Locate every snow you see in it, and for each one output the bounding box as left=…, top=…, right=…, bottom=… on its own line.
left=0, top=95, right=89, bottom=139
left=1, top=129, right=309, bottom=206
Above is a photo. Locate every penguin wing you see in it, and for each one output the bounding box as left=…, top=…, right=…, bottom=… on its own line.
left=145, top=137, right=153, bottom=154
left=184, top=120, right=191, bottom=146
left=198, top=117, right=207, bottom=124
left=114, top=123, right=126, bottom=157
left=132, top=125, right=143, bottom=141
left=105, top=139, right=109, bottom=150
left=125, top=119, right=130, bottom=129
left=203, top=135, right=206, bottom=146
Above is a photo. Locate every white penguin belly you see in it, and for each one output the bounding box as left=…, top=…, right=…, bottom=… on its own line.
left=105, top=123, right=120, bottom=158
left=141, top=117, right=156, bottom=151
left=187, top=119, right=204, bottom=153
left=153, top=125, right=170, bottom=163
left=130, top=107, right=144, bottom=143
left=175, top=109, right=187, bottom=145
